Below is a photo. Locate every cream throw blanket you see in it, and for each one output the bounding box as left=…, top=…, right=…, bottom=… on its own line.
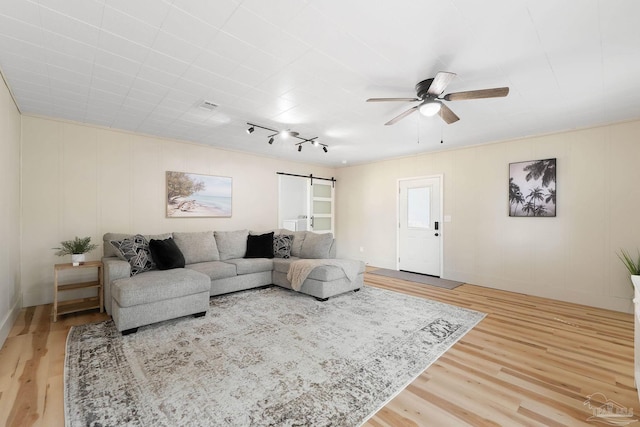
left=287, top=259, right=360, bottom=291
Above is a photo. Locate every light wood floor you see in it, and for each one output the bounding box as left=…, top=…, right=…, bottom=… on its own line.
left=0, top=272, right=636, bottom=427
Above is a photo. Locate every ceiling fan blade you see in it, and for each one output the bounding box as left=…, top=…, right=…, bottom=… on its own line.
left=439, top=103, right=460, bottom=124
left=366, top=97, right=419, bottom=102
left=444, top=87, right=509, bottom=101
left=427, top=71, right=456, bottom=96
left=385, top=106, right=418, bottom=126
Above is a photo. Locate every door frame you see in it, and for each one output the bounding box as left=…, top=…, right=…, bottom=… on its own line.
left=396, top=174, right=444, bottom=275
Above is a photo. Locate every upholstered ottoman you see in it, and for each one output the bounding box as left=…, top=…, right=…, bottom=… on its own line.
left=111, top=268, right=210, bottom=335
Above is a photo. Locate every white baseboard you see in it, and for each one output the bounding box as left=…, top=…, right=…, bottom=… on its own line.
left=0, top=297, right=22, bottom=349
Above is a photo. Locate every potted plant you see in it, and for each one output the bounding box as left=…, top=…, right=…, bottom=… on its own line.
left=618, top=248, right=640, bottom=290
left=54, top=236, right=98, bottom=266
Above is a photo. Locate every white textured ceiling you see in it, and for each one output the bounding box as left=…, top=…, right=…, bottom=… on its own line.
left=1, top=0, right=639, bottom=167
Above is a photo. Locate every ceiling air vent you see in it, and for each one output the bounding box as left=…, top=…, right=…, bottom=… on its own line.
left=198, top=100, right=218, bottom=111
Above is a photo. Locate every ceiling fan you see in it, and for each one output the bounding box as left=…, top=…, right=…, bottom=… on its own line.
left=366, top=71, right=509, bottom=126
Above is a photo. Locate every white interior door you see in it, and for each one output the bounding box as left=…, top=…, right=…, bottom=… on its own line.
left=398, top=176, right=442, bottom=276
left=308, top=179, right=334, bottom=234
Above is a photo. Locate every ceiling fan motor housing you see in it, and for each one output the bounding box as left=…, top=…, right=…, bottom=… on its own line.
left=415, top=78, right=435, bottom=99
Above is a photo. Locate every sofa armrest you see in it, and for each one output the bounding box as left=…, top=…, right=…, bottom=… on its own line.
left=102, top=257, right=131, bottom=315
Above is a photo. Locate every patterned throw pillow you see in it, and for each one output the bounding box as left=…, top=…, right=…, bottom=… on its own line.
left=110, top=234, right=156, bottom=276
left=273, top=234, right=293, bottom=259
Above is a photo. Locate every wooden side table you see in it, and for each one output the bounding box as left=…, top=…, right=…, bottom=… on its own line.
left=53, top=261, right=103, bottom=322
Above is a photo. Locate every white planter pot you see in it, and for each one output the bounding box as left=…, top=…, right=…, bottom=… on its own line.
left=633, top=275, right=640, bottom=403
left=633, top=275, right=640, bottom=296
left=71, top=253, right=85, bottom=266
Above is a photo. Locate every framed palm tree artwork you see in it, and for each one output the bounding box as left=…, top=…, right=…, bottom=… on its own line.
left=509, top=158, right=556, bottom=217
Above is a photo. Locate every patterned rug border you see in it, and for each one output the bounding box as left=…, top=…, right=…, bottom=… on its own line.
left=65, top=286, right=486, bottom=427
left=359, top=291, right=483, bottom=425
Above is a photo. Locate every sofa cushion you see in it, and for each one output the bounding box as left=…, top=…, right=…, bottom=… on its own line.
left=186, top=261, right=237, bottom=280
left=300, top=232, right=334, bottom=259
left=245, top=232, right=274, bottom=259
left=173, top=231, right=220, bottom=264
left=272, top=257, right=299, bottom=274
left=149, top=237, right=185, bottom=270
left=112, top=268, right=210, bottom=308
left=110, top=234, right=156, bottom=276
left=273, top=234, right=293, bottom=259
left=224, top=258, right=274, bottom=275
left=214, top=230, right=249, bottom=260
left=289, top=231, right=307, bottom=257
left=272, top=257, right=365, bottom=282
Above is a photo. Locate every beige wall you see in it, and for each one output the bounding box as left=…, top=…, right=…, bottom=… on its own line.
left=0, top=76, right=21, bottom=347
left=17, top=114, right=640, bottom=313
left=20, top=116, right=333, bottom=307
left=336, top=120, right=640, bottom=313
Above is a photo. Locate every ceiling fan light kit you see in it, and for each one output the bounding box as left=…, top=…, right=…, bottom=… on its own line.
left=418, top=100, right=441, bottom=117
left=246, top=123, right=328, bottom=154
left=367, top=71, right=509, bottom=126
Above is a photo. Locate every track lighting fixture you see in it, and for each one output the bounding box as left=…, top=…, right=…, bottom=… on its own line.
left=246, top=122, right=329, bottom=154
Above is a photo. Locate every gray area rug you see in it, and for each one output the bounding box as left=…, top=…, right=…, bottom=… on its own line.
left=65, top=286, right=484, bottom=427
left=369, top=268, right=464, bottom=290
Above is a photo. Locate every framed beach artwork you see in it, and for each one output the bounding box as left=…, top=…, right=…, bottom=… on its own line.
left=166, top=171, right=232, bottom=218
left=509, top=158, right=556, bottom=217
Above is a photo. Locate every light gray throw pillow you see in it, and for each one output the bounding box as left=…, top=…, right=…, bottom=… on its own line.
left=300, top=232, right=334, bottom=259
left=173, top=231, right=220, bottom=264
left=214, top=230, right=249, bottom=260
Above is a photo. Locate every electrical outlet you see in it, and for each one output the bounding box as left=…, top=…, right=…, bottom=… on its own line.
left=359, top=246, right=364, bottom=253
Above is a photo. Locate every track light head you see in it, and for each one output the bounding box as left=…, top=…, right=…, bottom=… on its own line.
left=247, top=126, right=255, bottom=134
left=312, top=140, right=319, bottom=147
left=268, top=137, right=274, bottom=145
left=297, top=145, right=302, bottom=152
left=323, top=146, right=328, bottom=153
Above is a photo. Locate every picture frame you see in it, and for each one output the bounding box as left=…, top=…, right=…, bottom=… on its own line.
left=166, top=171, right=232, bottom=218
left=509, top=158, right=556, bottom=217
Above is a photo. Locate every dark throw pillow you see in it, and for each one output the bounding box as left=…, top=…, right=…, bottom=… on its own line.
left=273, top=234, right=293, bottom=259
left=245, top=232, right=274, bottom=259
left=149, top=237, right=186, bottom=270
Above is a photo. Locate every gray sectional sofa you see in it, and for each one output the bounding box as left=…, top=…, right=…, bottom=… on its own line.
left=102, top=229, right=365, bottom=334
